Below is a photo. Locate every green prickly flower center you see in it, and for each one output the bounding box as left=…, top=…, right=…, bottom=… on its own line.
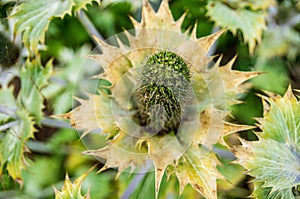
left=133, top=51, right=191, bottom=135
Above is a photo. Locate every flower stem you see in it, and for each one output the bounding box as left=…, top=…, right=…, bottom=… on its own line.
left=0, top=104, right=16, bottom=118
left=77, top=10, right=103, bottom=53
left=0, top=121, right=19, bottom=132
left=41, top=117, right=73, bottom=129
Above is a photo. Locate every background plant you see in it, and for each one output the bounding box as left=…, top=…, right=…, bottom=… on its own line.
left=0, top=0, right=299, bottom=198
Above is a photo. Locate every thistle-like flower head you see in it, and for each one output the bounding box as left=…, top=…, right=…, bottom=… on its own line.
left=235, top=87, right=300, bottom=198
left=63, top=1, right=257, bottom=198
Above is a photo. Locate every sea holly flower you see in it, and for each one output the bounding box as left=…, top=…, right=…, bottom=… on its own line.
left=63, top=0, right=257, bottom=198
left=235, top=87, right=300, bottom=198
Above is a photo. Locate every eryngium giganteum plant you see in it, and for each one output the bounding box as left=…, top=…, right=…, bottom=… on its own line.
left=63, top=1, right=258, bottom=198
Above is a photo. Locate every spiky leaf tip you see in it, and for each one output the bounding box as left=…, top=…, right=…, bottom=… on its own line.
left=11, top=0, right=101, bottom=54
left=54, top=166, right=96, bottom=199
left=206, top=0, right=275, bottom=54
left=235, top=87, right=300, bottom=197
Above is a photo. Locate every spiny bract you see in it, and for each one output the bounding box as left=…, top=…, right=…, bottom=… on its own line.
left=235, top=87, right=300, bottom=198
left=54, top=166, right=95, bottom=199
left=63, top=0, right=258, bottom=198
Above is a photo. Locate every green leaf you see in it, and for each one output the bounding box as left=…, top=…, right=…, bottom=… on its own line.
left=0, top=109, right=35, bottom=183
left=73, top=0, right=100, bottom=11
left=206, top=0, right=268, bottom=53
left=12, top=0, right=100, bottom=54
left=260, top=87, right=300, bottom=146
left=12, top=0, right=73, bottom=54
left=172, top=148, right=221, bottom=199
left=0, top=59, right=52, bottom=183
left=235, top=88, right=300, bottom=197
left=253, top=183, right=296, bottom=199
left=101, top=0, right=143, bottom=9
left=20, top=58, right=52, bottom=123
left=0, top=87, right=17, bottom=121
left=239, top=139, right=300, bottom=191
left=218, top=0, right=275, bottom=10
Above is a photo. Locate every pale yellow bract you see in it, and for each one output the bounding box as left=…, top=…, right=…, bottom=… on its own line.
left=63, top=1, right=258, bottom=198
